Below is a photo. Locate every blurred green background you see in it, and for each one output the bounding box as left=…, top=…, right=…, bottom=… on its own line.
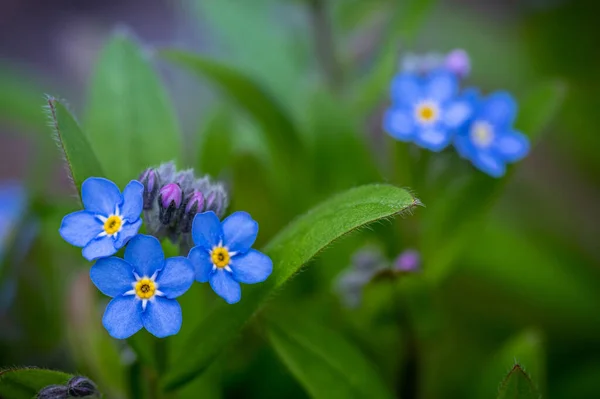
left=1, top=0, right=599, bottom=398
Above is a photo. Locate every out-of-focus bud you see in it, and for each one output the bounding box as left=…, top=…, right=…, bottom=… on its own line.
left=139, top=168, right=159, bottom=210
left=158, top=183, right=183, bottom=225
left=67, top=376, right=100, bottom=397
left=204, top=184, right=229, bottom=218
left=156, top=161, right=176, bottom=184
left=36, top=385, right=69, bottom=399
left=394, top=249, right=421, bottom=272
left=334, top=247, right=387, bottom=308
left=444, top=49, right=470, bottom=79
left=174, top=169, right=195, bottom=193
left=180, top=190, right=205, bottom=233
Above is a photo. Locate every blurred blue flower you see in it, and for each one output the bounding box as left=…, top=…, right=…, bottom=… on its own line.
left=0, top=181, right=26, bottom=262
left=90, top=234, right=194, bottom=339
left=59, top=177, right=144, bottom=261
left=454, top=90, right=530, bottom=177
left=188, top=211, right=272, bottom=304
left=384, top=70, right=472, bottom=151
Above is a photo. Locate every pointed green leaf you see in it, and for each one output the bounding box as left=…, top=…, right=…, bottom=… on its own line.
left=267, top=316, right=393, bottom=399
left=481, top=329, right=545, bottom=399
left=85, top=32, right=181, bottom=185
left=159, top=49, right=303, bottom=163
left=0, top=367, right=72, bottom=399
left=497, top=365, right=540, bottom=399
left=46, top=97, right=105, bottom=201
left=162, top=184, right=420, bottom=391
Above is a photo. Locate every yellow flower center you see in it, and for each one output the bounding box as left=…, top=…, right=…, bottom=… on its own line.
left=471, top=121, right=494, bottom=148
left=103, top=215, right=123, bottom=235
left=415, top=101, right=439, bottom=125
left=211, top=247, right=230, bottom=268
left=135, top=278, right=156, bottom=299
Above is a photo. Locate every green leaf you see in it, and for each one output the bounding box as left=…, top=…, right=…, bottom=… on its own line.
left=85, top=32, right=181, bottom=185
left=0, top=65, right=47, bottom=133
left=162, top=184, right=420, bottom=391
left=159, top=49, right=303, bottom=166
left=516, top=80, right=567, bottom=140
left=480, top=329, right=544, bottom=399
left=267, top=315, right=393, bottom=399
left=196, top=108, right=235, bottom=177
left=0, top=367, right=72, bottom=399
left=46, top=97, right=105, bottom=200
left=497, top=365, right=540, bottom=399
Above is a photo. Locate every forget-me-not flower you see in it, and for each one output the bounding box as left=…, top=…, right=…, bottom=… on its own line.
left=59, top=177, right=143, bottom=261
left=188, top=211, right=273, bottom=304
left=383, top=69, right=472, bottom=151
left=90, top=234, right=194, bottom=339
left=454, top=90, right=529, bottom=177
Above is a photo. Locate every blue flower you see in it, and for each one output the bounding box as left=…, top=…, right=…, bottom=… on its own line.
left=188, top=211, right=273, bottom=304
left=454, top=90, right=529, bottom=177
left=59, top=177, right=144, bottom=261
left=383, top=69, right=472, bottom=151
left=90, top=234, right=194, bottom=339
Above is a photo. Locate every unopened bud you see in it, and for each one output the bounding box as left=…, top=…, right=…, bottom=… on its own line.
left=158, top=183, right=183, bottom=225
left=394, top=249, right=421, bottom=272
left=444, top=49, right=470, bottom=79
left=139, top=168, right=159, bottom=210
left=204, top=185, right=229, bottom=218
left=67, top=376, right=99, bottom=397
left=180, top=190, right=205, bottom=233
left=36, top=385, right=68, bottom=399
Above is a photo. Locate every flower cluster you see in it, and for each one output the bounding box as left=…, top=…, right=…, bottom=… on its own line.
left=335, top=247, right=420, bottom=308
left=139, top=161, right=229, bottom=252
left=384, top=49, right=529, bottom=177
left=59, top=172, right=272, bottom=340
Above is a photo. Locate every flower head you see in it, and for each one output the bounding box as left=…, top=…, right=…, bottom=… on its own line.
left=454, top=90, right=529, bottom=177
left=188, top=211, right=273, bottom=304
left=59, top=177, right=143, bottom=261
left=90, top=234, right=194, bottom=339
left=383, top=69, right=472, bottom=151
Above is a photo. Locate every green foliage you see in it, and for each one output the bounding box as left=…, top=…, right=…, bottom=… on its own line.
left=163, top=185, right=419, bottom=391
left=267, top=314, right=393, bottom=399
left=0, top=367, right=71, bottom=399
left=85, top=32, right=181, bottom=185
left=46, top=97, right=104, bottom=200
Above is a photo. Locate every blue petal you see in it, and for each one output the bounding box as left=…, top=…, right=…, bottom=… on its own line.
left=102, top=296, right=143, bottom=339
left=188, top=246, right=213, bottom=283
left=209, top=270, right=241, bottom=304
left=230, top=249, right=273, bottom=284
left=59, top=211, right=103, bottom=247
left=191, top=212, right=223, bottom=250
left=120, top=180, right=144, bottom=222
left=90, top=257, right=134, bottom=297
left=142, top=297, right=182, bottom=338
left=155, top=256, right=194, bottom=298
left=82, top=235, right=117, bottom=261
left=453, top=134, right=477, bottom=159
left=480, top=91, right=517, bottom=129
left=494, top=130, right=529, bottom=162
left=81, top=177, right=122, bottom=216
left=414, top=127, right=452, bottom=152
left=114, top=219, right=142, bottom=249
left=472, top=152, right=506, bottom=178
left=222, top=212, right=258, bottom=254
left=425, top=70, right=457, bottom=103
left=383, top=108, right=415, bottom=141
left=443, top=101, right=472, bottom=128
left=390, top=73, right=422, bottom=105
left=125, top=234, right=165, bottom=277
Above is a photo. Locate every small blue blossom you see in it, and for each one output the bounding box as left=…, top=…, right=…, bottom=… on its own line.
left=454, top=90, right=530, bottom=177
left=188, top=211, right=273, bottom=304
left=383, top=69, right=472, bottom=151
left=90, top=234, right=194, bottom=339
left=59, top=177, right=144, bottom=261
